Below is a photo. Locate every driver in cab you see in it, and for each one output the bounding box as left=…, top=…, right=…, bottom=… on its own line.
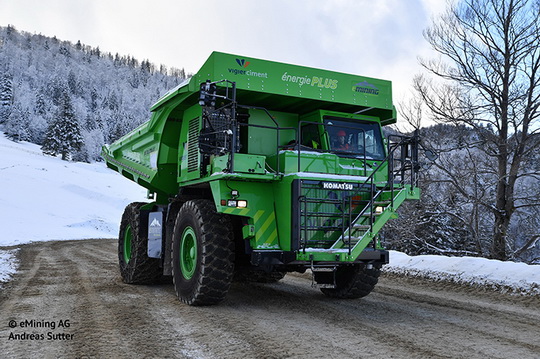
left=334, top=130, right=350, bottom=151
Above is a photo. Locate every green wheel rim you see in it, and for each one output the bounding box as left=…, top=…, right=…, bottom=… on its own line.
left=180, top=227, right=197, bottom=280
left=123, top=224, right=132, bottom=264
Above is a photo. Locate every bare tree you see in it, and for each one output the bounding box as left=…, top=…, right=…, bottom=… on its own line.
left=414, top=0, right=540, bottom=260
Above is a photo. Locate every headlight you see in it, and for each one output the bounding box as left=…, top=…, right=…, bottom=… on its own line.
left=223, top=199, right=248, bottom=208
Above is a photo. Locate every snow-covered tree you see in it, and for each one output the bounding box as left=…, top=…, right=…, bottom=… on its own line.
left=41, top=90, right=83, bottom=160
left=28, top=113, right=47, bottom=144
left=0, top=73, right=13, bottom=123
left=35, top=92, right=47, bottom=116
left=4, top=103, right=30, bottom=141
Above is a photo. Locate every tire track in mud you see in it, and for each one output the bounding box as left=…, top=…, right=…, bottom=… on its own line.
left=1, top=239, right=539, bottom=359
left=372, top=282, right=540, bottom=351
left=278, top=274, right=540, bottom=358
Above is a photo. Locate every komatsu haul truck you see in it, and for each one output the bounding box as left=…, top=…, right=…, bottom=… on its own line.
left=102, top=52, right=421, bottom=305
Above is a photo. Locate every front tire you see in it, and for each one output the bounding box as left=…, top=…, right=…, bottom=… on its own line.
left=319, top=264, right=380, bottom=299
left=118, top=202, right=162, bottom=284
left=172, top=200, right=235, bottom=306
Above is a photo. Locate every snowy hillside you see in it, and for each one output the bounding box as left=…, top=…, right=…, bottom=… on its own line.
left=0, top=133, right=539, bottom=294
left=0, top=133, right=146, bottom=243
left=0, top=133, right=146, bottom=280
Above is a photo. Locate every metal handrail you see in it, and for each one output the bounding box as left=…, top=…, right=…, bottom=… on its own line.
left=338, top=133, right=420, bottom=254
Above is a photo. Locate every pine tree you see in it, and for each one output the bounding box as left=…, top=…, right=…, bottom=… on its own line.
left=4, top=103, right=30, bottom=141
left=67, top=70, right=79, bottom=95
left=35, top=92, right=46, bottom=116
left=84, top=113, right=95, bottom=131
left=0, top=73, right=13, bottom=123
left=90, top=88, right=99, bottom=111
left=41, top=90, right=83, bottom=160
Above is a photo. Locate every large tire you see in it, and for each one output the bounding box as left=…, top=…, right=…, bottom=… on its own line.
left=171, top=199, right=235, bottom=306
left=118, top=202, right=162, bottom=284
left=318, top=264, right=380, bottom=299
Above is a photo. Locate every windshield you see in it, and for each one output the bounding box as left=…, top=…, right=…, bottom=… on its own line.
left=324, top=117, right=385, bottom=160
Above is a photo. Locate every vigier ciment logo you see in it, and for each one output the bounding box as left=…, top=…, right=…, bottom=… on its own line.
left=228, top=58, right=268, bottom=78
left=236, top=58, right=250, bottom=68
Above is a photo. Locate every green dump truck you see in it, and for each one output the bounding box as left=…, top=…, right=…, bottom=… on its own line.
left=102, top=52, right=421, bottom=306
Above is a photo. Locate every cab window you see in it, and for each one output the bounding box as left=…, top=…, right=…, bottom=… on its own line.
left=324, top=118, right=385, bottom=160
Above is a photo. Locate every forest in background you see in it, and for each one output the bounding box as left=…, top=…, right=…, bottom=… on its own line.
left=0, top=25, right=185, bottom=162
left=0, top=24, right=538, bottom=264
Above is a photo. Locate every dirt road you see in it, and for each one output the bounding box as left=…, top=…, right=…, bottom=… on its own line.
left=1, top=239, right=539, bottom=359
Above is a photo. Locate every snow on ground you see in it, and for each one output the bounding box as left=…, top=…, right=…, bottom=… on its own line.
left=0, top=250, right=18, bottom=282
left=0, top=133, right=146, bottom=283
left=0, top=133, right=539, bottom=295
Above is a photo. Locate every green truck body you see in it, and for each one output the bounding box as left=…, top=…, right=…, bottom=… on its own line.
left=102, top=52, right=420, bottom=305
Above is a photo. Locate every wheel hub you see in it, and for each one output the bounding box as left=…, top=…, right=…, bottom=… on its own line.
left=180, top=227, right=197, bottom=280
left=123, top=225, right=132, bottom=264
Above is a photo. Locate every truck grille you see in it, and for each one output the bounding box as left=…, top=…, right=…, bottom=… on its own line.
left=187, top=117, right=199, bottom=172
left=293, top=179, right=371, bottom=250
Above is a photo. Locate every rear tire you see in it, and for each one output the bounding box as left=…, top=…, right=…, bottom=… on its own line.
left=172, top=200, right=235, bottom=306
left=118, top=202, right=162, bottom=284
left=319, top=264, right=380, bottom=299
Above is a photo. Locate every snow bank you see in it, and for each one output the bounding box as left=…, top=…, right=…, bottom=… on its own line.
left=385, top=250, right=540, bottom=295
left=0, top=249, right=18, bottom=283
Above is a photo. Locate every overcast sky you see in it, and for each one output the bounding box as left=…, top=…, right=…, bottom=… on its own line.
left=0, top=0, right=446, bottom=103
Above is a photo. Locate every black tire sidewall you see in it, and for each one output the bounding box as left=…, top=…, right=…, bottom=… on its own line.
left=171, top=199, right=235, bottom=306
left=117, top=202, right=161, bottom=284
left=172, top=205, right=203, bottom=301
left=118, top=202, right=144, bottom=282
left=320, top=264, right=380, bottom=299
left=118, top=210, right=132, bottom=273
